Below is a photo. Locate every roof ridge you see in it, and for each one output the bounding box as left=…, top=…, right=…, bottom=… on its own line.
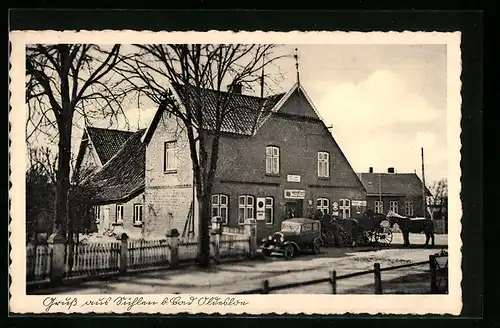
left=86, top=126, right=135, bottom=134
left=173, top=82, right=284, bottom=100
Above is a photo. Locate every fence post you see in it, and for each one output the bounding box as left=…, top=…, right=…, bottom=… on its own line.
left=118, top=233, right=129, bottom=274
left=262, top=280, right=270, bottom=294
left=167, top=229, right=180, bottom=269
left=47, top=233, right=66, bottom=283
left=330, top=270, right=337, bottom=294
left=429, top=255, right=437, bottom=292
left=374, top=263, right=383, bottom=294
left=211, top=217, right=222, bottom=263
left=244, top=218, right=257, bottom=258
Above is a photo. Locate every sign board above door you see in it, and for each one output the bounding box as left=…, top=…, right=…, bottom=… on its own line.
left=286, top=174, right=301, bottom=183
left=284, top=189, right=306, bottom=199
left=352, top=200, right=367, bottom=207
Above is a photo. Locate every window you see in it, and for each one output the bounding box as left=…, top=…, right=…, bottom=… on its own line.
left=405, top=201, right=414, bottom=216
left=133, top=204, right=143, bottom=225
left=238, top=195, right=254, bottom=225
left=318, top=152, right=330, bottom=178
left=164, top=141, right=177, bottom=172
left=374, top=200, right=384, bottom=214
left=339, top=199, right=351, bottom=218
left=93, top=206, right=100, bottom=224
left=389, top=201, right=399, bottom=214
left=301, top=224, right=312, bottom=232
left=212, top=194, right=228, bottom=225
left=115, top=204, right=124, bottom=224
left=265, top=146, right=280, bottom=174
left=316, top=198, right=330, bottom=214
left=265, top=197, right=274, bottom=225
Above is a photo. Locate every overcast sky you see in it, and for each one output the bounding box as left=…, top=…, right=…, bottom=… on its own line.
left=75, top=44, right=447, bottom=184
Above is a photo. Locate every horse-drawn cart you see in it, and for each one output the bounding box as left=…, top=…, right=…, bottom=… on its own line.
left=318, top=210, right=393, bottom=247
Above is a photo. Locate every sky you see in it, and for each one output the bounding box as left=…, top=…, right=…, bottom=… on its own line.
left=61, top=44, right=447, bottom=184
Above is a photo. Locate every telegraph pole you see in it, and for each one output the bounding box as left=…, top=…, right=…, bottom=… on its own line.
left=421, top=147, right=427, bottom=218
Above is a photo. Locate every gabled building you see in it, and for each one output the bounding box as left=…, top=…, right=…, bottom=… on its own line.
left=357, top=167, right=432, bottom=218
left=73, top=126, right=135, bottom=183
left=76, top=127, right=146, bottom=237
left=140, top=82, right=366, bottom=239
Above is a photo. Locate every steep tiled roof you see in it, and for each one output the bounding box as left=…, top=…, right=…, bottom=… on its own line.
left=86, top=127, right=135, bottom=164
left=81, top=129, right=146, bottom=204
left=357, top=173, right=432, bottom=197
left=171, top=83, right=285, bottom=136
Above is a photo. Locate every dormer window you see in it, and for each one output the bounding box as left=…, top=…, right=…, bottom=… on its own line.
left=265, top=146, right=280, bottom=175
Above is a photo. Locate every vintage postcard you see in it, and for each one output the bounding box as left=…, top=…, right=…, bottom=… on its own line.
left=9, top=30, right=462, bottom=315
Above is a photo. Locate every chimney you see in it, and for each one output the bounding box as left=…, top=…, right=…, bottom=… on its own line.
left=388, top=167, right=395, bottom=174
left=369, top=167, right=374, bottom=173
left=227, top=82, right=242, bottom=94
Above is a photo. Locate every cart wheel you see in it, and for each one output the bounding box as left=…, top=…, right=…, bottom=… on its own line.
left=283, top=245, right=295, bottom=259
left=376, top=227, right=393, bottom=247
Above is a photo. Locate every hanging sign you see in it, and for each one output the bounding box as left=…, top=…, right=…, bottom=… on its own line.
left=284, top=189, right=306, bottom=199
left=332, top=201, right=339, bottom=211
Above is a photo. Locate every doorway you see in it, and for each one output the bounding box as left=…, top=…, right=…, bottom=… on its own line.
left=285, top=200, right=304, bottom=219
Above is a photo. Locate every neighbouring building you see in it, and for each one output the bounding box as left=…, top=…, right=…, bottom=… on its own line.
left=76, top=127, right=145, bottom=238
left=357, top=167, right=432, bottom=218
left=140, top=82, right=366, bottom=239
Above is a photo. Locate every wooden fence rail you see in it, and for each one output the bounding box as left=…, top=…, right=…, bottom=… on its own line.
left=235, top=255, right=448, bottom=294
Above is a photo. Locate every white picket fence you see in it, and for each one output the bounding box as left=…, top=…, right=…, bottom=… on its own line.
left=66, top=242, right=121, bottom=278
left=128, top=239, right=170, bottom=270
left=26, top=245, right=52, bottom=282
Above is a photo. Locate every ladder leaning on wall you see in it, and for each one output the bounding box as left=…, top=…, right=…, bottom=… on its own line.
left=182, top=201, right=195, bottom=239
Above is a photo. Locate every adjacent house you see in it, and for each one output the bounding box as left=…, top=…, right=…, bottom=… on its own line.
left=75, top=127, right=145, bottom=237
left=357, top=167, right=432, bottom=218
left=140, top=82, right=366, bottom=239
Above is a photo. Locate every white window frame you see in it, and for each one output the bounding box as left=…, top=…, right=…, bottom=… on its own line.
left=265, top=146, right=280, bottom=174
left=317, top=152, right=330, bottom=178
left=389, top=201, right=399, bottom=214
left=164, top=141, right=177, bottom=172
left=374, top=200, right=384, bottom=214
left=265, top=197, right=274, bottom=225
left=133, top=204, right=143, bottom=225
left=316, top=198, right=330, bottom=215
left=212, top=194, right=229, bottom=225
left=339, top=199, right=351, bottom=218
left=115, top=204, right=124, bottom=224
left=238, top=195, right=255, bottom=225
left=405, top=201, right=414, bottom=216
left=93, top=206, right=100, bottom=224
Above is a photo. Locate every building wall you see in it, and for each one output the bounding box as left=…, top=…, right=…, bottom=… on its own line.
left=366, top=195, right=427, bottom=217
left=144, top=112, right=197, bottom=238
left=209, top=114, right=365, bottom=239
left=96, top=193, right=145, bottom=235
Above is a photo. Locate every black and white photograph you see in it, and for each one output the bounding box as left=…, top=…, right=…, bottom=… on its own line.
left=9, top=31, right=462, bottom=315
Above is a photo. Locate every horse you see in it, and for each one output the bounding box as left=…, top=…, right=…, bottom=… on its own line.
left=386, top=211, right=435, bottom=246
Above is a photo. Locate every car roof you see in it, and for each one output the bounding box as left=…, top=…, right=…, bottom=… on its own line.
left=282, top=218, right=320, bottom=224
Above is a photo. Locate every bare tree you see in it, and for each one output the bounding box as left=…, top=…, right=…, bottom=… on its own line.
left=25, top=44, right=129, bottom=254
left=119, top=44, right=286, bottom=267
left=428, top=178, right=448, bottom=231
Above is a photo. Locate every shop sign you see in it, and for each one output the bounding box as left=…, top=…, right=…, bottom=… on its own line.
left=287, top=174, right=301, bottom=183
left=352, top=200, right=367, bottom=207
left=284, top=189, right=306, bottom=199
left=332, top=201, right=339, bottom=211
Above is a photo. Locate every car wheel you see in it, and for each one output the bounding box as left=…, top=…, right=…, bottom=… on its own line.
left=312, top=240, right=321, bottom=254
left=283, top=245, right=295, bottom=259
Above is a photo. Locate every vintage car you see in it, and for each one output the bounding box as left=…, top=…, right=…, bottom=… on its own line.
left=258, top=218, right=323, bottom=259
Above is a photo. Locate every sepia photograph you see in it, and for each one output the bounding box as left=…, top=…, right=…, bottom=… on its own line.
left=9, top=31, right=462, bottom=315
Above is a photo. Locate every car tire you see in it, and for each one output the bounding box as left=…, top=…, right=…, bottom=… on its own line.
left=312, top=240, right=321, bottom=254
left=283, top=244, right=295, bottom=260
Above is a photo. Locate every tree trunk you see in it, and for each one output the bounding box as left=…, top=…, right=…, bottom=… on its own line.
left=197, top=195, right=211, bottom=267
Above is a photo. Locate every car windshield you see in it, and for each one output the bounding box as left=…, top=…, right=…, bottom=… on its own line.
left=281, top=222, right=301, bottom=233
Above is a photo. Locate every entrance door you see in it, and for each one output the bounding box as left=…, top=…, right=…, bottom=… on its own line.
left=285, top=200, right=304, bottom=219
